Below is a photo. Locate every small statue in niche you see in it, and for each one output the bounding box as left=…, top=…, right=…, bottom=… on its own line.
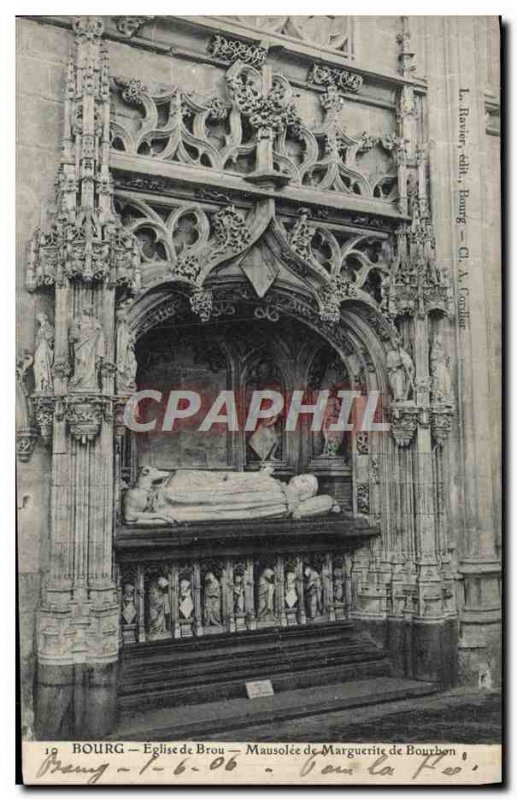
left=321, top=385, right=344, bottom=457
left=333, top=566, right=344, bottom=603
left=178, top=578, right=194, bottom=619
left=406, top=171, right=419, bottom=216
left=430, top=335, right=453, bottom=404
left=33, top=312, right=54, bottom=393
left=116, top=302, right=137, bottom=395
left=284, top=571, right=298, bottom=609
left=233, top=573, right=245, bottom=614
left=386, top=342, right=415, bottom=402
left=257, top=567, right=276, bottom=620
left=203, top=571, right=222, bottom=626
left=147, top=577, right=169, bottom=640
left=304, top=566, right=323, bottom=618
left=69, top=305, right=105, bottom=392
left=121, top=582, right=137, bottom=626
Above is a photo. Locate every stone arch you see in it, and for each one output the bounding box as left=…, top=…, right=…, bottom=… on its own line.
left=126, top=279, right=393, bottom=401
left=125, top=277, right=396, bottom=524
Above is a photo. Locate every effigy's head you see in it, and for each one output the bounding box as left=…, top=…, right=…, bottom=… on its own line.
left=288, top=474, right=318, bottom=501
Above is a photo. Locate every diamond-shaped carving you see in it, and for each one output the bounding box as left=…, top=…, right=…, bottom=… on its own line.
left=248, top=423, right=280, bottom=461
left=285, top=588, right=298, bottom=609
left=239, top=245, right=279, bottom=298
left=179, top=595, right=194, bottom=619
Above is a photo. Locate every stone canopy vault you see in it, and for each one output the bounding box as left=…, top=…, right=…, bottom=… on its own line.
left=16, top=15, right=501, bottom=740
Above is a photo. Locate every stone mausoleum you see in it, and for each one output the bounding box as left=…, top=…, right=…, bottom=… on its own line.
left=16, top=15, right=501, bottom=739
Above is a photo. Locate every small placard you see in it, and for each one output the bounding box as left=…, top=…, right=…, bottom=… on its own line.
left=245, top=679, right=274, bottom=699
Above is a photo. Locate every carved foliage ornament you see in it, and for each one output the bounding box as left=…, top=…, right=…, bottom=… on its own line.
left=113, top=16, right=154, bottom=38
left=16, top=432, right=37, bottom=462
left=189, top=289, right=214, bottom=323
left=381, top=215, right=454, bottom=321
left=390, top=404, right=419, bottom=448
left=27, top=209, right=142, bottom=292
left=32, top=395, right=56, bottom=445
left=72, top=16, right=104, bottom=41
left=66, top=396, right=106, bottom=444
left=116, top=198, right=252, bottom=300
left=26, top=20, right=142, bottom=293
left=356, top=483, right=370, bottom=514
left=212, top=205, right=251, bottom=251
left=308, top=63, right=363, bottom=94
left=227, top=66, right=301, bottom=137
left=208, top=35, right=268, bottom=68
left=430, top=407, right=454, bottom=447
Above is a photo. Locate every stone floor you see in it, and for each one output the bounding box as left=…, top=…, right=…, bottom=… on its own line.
left=216, top=688, right=502, bottom=744
left=113, top=678, right=501, bottom=744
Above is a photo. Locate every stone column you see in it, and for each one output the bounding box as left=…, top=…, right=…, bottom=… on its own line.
left=381, top=17, right=460, bottom=685
left=27, top=17, right=141, bottom=738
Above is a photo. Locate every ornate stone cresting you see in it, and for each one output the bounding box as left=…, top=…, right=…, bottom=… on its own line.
left=110, top=62, right=393, bottom=199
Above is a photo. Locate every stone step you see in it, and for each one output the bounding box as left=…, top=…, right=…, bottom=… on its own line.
left=118, top=658, right=391, bottom=714
left=112, top=677, right=438, bottom=741
left=121, top=620, right=355, bottom=665
left=120, top=646, right=387, bottom=695
left=120, top=634, right=368, bottom=681
left=118, top=620, right=388, bottom=711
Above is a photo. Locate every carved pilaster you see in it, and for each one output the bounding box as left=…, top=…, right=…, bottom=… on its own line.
left=25, top=17, right=131, bottom=736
